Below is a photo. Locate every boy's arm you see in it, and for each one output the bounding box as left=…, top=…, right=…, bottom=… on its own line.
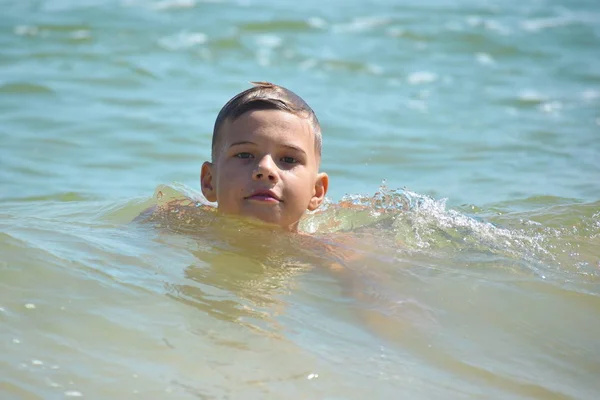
left=324, top=239, right=413, bottom=344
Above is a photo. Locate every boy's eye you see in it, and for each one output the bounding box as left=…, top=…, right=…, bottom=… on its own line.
left=281, top=156, right=297, bottom=164
left=235, top=152, right=253, bottom=159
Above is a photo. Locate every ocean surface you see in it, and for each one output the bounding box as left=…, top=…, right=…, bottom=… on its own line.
left=1, top=0, right=599, bottom=398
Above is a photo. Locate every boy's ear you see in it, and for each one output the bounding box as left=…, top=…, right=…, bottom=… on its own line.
left=200, top=162, right=217, bottom=202
left=308, top=172, right=329, bottom=211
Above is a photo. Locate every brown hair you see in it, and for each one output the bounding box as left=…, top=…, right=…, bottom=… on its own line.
left=211, top=82, right=322, bottom=162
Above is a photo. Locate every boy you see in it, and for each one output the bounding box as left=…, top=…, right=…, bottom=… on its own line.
left=199, top=81, right=329, bottom=231
left=141, top=84, right=412, bottom=343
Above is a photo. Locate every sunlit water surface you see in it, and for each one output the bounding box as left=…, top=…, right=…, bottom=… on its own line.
left=1, top=0, right=599, bottom=398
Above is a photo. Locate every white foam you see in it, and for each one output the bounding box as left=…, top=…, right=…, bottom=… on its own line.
left=582, top=89, right=599, bottom=102
left=465, top=16, right=511, bottom=35
left=539, top=101, right=562, bottom=114
left=518, top=90, right=546, bottom=103
left=65, top=391, right=83, bottom=397
left=484, top=20, right=511, bottom=35
left=367, top=64, right=384, bottom=75
left=158, top=31, right=207, bottom=50
left=70, top=30, right=91, bottom=40
left=407, top=71, right=437, bottom=85
left=45, top=378, right=61, bottom=388
left=386, top=27, right=404, bottom=37
left=14, top=25, right=39, bottom=36
left=466, top=16, right=482, bottom=27
left=520, top=17, right=572, bottom=32
left=332, top=16, right=391, bottom=34
left=153, top=0, right=196, bottom=10
left=255, top=34, right=282, bottom=49
left=475, top=52, right=495, bottom=66
left=24, top=303, right=36, bottom=309
left=307, top=17, right=327, bottom=29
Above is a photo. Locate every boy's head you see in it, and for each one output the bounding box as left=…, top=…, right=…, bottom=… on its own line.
left=200, top=82, right=329, bottom=231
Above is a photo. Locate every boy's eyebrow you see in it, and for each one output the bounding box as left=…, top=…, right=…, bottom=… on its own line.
left=229, top=141, right=307, bottom=155
left=281, top=144, right=307, bottom=155
left=229, top=141, right=256, bottom=148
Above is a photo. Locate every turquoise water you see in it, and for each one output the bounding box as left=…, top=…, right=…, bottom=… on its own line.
left=1, top=0, right=599, bottom=398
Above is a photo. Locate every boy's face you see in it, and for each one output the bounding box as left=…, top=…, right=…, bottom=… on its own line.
left=201, top=109, right=328, bottom=231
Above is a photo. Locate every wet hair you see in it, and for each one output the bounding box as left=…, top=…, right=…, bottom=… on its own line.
left=211, top=82, right=322, bottom=163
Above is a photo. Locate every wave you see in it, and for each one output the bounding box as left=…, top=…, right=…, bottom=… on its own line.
left=3, top=182, right=596, bottom=285
left=125, top=183, right=599, bottom=280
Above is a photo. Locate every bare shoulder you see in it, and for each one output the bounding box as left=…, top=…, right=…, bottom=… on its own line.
left=132, top=199, right=216, bottom=225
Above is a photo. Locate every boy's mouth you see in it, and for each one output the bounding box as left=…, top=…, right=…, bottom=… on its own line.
left=245, top=189, right=281, bottom=203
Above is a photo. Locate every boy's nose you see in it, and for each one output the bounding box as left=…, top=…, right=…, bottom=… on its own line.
left=253, top=156, right=279, bottom=182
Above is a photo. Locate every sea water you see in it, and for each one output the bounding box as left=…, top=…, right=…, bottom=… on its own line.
left=1, top=0, right=599, bottom=398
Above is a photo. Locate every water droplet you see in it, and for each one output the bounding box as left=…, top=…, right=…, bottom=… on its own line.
left=307, top=373, right=319, bottom=380
left=12, top=338, right=21, bottom=344
left=32, top=359, right=44, bottom=366
left=25, top=303, right=36, bottom=309
left=65, top=390, right=83, bottom=397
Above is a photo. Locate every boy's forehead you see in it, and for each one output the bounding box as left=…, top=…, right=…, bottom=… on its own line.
left=218, top=110, right=316, bottom=148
